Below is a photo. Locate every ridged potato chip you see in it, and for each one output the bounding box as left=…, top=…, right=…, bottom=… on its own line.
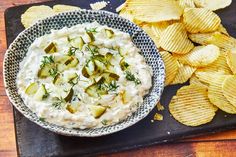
left=174, top=44, right=220, bottom=67
left=142, top=24, right=160, bottom=48
left=21, top=5, right=56, bottom=28
left=222, top=75, right=236, bottom=107
left=190, top=74, right=208, bottom=87
left=226, top=48, right=236, bottom=74
left=194, top=0, right=232, bottom=11
left=195, top=71, right=226, bottom=84
left=189, top=32, right=236, bottom=51
left=119, top=9, right=134, bottom=22
left=196, top=50, right=232, bottom=74
left=52, top=5, right=80, bottom=13
left=125, top=0, right=183, bottom=22
left=116, top=2, right=127, bottom=12
left=179, top=0, right=195, bottom=9
left=171, top=62, right=196, bottom=84
left=183, top=8, right=221, bottom=33
left=151, top=22, right=171, bottom=38
left=169, top=85, right=216, bottom=126
left=217, top=24, right=229, bottom=36
left=208, top=75, right=236, bottom=114
left=159, top=23, right=194, bottom=54
left=160, top=51, right=179, bottom=86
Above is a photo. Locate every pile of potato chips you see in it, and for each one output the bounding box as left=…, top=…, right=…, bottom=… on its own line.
left=21, top=0, right=236, bottom=127
left=119, top=0, right=236, bottom=126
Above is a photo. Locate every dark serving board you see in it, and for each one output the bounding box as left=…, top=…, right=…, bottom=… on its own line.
left=4, top=0, right=236, bottom=156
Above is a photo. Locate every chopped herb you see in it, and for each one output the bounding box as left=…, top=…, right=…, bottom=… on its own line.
left=39, top=117, right=45, bottom=122
left=107, top=81, right=119, bottom=92
left=49, top=67, right=58, bottom=78
left=85, top=45, right=99, bottom=56
left=52, top=97, right=65, bottom=109
left=101, top=119, right=108, bottom=125
left=85, top=27, right=97, bottom=33
left=42, top=92, right=49, bottom=99
left=125, top=71, right=141, bottom=85
left=40, top=55, right=54, bottom=68
left=68, top=46, right=79, bottom=56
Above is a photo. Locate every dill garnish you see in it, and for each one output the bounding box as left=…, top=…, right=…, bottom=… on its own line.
left=40, top=55, right=54, bottom=68
left=125, top=71, right=141, bottom=85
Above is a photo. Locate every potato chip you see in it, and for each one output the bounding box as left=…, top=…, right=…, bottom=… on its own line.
left=196, top=49, right=232, bottom=74
left=222, top=75, right=236, bottom=107
left=226, top=48, right=236, bottom=74
left=119, top=9, right=134, bottom=22
left=159, top=23, right=194, bottom=54
left=189, top=32, right=236, bottom=51
left=174, top=44, right=220, bottom=67
left=160, top=51, right=179, bottom=86
left=157, top=102, right=165, bottom=111
left=52, top=5, right=80, bottom=13
left=90, top=1, right=108, bottom=10
left=21, top=5, right=56, bottom=28
left=179, top=0, right=195, bottom=9
left=194, top=0, right=232, bottom=11
left=171, top=62, right=196, bottom=84
left=125, top=0, right=183, bottom=22
left=116, top=2, right=127, bottom=12
left=208, top=75, right=236, bottom=114
left=154, top=113, right=164, bottom=121
left=169, top=84, right=216, bottom=126
left=217, top=24, right=229, bottom=36
left=151, top=22, right=171, bottom=38
left=190, top=74, right=208, bottom=88
left=142, top=24, right=160, bottom=48
left=195, top=71, right=226, bottom=84
left=183, top=8, right=221, bottom=33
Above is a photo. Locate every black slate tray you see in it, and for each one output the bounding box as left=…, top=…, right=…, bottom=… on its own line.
left=4, top=0, right=236, bottom=156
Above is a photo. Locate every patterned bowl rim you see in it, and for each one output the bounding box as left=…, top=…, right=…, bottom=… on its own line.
left=3, top=9, right=165, bottom=137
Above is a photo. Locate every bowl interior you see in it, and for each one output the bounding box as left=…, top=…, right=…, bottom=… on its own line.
left=3, top=10, right=165, bottom=136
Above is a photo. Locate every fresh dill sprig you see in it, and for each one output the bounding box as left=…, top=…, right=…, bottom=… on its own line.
left=101, top=119, right=108, bottom=125
left=107, top=81, right=119, bottom=92
left=68, top=46, right=79, bottom=56
left=85, top=45, right=99, bottom=56
left=49, top=68, right=58, bottom=78
left=52, top=97, right=65, bottom=109
left=40, top=55, right=54, bottom=68
left=85, top=27, right=97, bottom=33
left=125, top=71, right=141, bottom=85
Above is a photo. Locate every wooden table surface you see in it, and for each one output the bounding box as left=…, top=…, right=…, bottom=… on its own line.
left=1, top=1, right=236, bottom=157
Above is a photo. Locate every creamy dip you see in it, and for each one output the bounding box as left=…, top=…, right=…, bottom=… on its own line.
left=17, top=22, right=153, bottom=129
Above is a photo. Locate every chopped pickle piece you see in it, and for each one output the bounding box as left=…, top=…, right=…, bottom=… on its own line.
left=82, top=60, right=96, bottom=78
left=53, top=73, right=61, bottom=84
left=102, top=72, right=119, bottom=83
left=54, top=55, right=71, bottom=63
left=88, top=105, right=106, bottom=118
left=105, top=52, right=113, bottom=61
left=94, top=60, right=106, bottom=72
left=64, top=57, right=74, bottom=65
left=25, top=82, right=38, bottom=95
left=85, top=77, right=107, bottom=97
left=66, top=57, right=79, bottom=68
left=120, top=58, right=129, bottom=71
left=64, top=88, right=74, bottom=102
left=44, top=42, right=57, bottom=54
left=38, top=65, right=51, bottom=78
left=105, top=29, right=114, bottom=38
left=120, top=90, right=132, bottom=104
left=34, top=84, right=48, bottom=101
left=66, top=104, right=77, bottom=113
left=85, top=32, right=95, bottom=43
left=70, top=36, right=85, bottom=50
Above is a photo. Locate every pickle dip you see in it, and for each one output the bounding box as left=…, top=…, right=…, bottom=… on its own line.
left=17, top=22, right=153, bottom=129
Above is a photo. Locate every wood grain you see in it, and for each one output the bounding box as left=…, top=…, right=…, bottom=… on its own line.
left=1, top=1, right=236, bottom=157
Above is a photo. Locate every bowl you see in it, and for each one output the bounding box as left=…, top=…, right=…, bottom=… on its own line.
left=3, top=9, right=165, bottom=137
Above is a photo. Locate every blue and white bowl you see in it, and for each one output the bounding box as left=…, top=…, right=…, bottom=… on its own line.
left=3, top=10, right=165, bottom=137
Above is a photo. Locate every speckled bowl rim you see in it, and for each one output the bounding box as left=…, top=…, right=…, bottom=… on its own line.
left=3, top=9, right=165, bottom=137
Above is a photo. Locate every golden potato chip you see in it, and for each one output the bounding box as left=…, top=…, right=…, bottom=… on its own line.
left=119, top=9, right=134, bottom=22
left=194, top=0, right=232, bottom=11
left=21, top=5, right=56, bottom=28
left=195, top=71, right=226, bottom=84
left=142, top=24, right=160, bottom=48
left=190, top=74, right=208, bottom=88
left=116, top=2, right=127, bottom=12
left=169, top=84, right=216, bottom=126
left=183, top=8, right=221, bottom=33
left=179, top=0, right=195, bottom=9
left=159, top=23, right=194, bottom=54
left=174, top=44, right=220, bottom=67
left=160, top=51, right=179, bottom=86
left=52, top=5, right=80, bottom=13
left=154, top=113, right=163, bottom=121
left=217, top=24, right=229, bottom=36
left=125, top=0, right=183, bottom=22
left=196, top=50, right=232, bottom=74
left=222, top=75, right=236, bottom=107
left=189, top=32, right=236, bottom=51
left=151, top=21, right=171, bottom=38
left=157, top=102, right=165, bottom=111
left=208, top=75, right=236, bottom=114
left=226, top=48, right=236, bottom=74
left=171, top=62, right=196, bottom=84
